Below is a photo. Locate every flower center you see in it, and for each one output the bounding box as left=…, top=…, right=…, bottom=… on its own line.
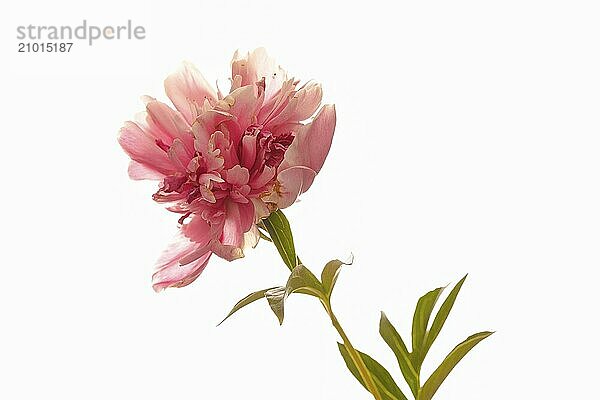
left=243, top=125, right=294, bottom=170
left=260, top=131, right=294, bottom=168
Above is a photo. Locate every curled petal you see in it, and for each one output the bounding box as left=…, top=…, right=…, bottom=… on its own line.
left=281, top=104, right=336, bottom=175
left=199, top=186, right=217, bottom=203
left=224, top=165, right=250, bottom=186
left=268, top=104, right=335, bottom=208
left=271, top=166, right=317, bottom=209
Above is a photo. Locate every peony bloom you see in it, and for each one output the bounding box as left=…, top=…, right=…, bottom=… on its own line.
left=118, top=48, right=336, bottom=291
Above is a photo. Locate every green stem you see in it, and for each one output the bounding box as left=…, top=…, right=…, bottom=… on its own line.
left=322, top=298, right=383, bottom=400
left=261, top=217, right=381, bottom=400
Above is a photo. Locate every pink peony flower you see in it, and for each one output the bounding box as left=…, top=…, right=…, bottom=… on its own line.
left=118, top=48, right=336, bottom=291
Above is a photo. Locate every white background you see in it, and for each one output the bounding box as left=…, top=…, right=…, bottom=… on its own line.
left=2, top=0, right=599, bottom=398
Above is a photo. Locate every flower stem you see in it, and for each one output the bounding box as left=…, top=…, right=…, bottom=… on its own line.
left=261, top=215, right=381, bottom=399
left=321, top=298, right=383, bottom=400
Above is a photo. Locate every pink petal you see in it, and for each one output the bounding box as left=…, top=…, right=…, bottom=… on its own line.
left=208, top=130, right=239, bottom=169
left=257, top=78, right=296, bottom=126
left=167, top=139, right=193, bottom=172
left=178, top=241, right=212, bottom=266
left=118, top=121, right=175, bottom=176
left=240, top=134, right=257, bottom=169
left=127, top=160, right=165, bottom=180
left=224, top=165, right=250, bottom=186
left=164, top=61, right=217, bottom=125
left=181, top=213, right=213, bottom=244
left=210, top=203, right=246, bottom=261
left=292, top=82, right=323, bottom=121
left=268, top=104, right=335, bottom=208
left=265, top=82, right=322, bottom=129
left=221, top=202, right=244, bottom=248
left=199, top=186, right=217, bottom=203
left=230, top=50, right=250, bottom=84
left=251, top=198, right=271, bottom=221
left=145, top=100, right=194, bottom=153
left=229, top=186, right=251, bottom=203
left=243, top=224, right=260, bottom=250
left=216, top=85, right=261, bottom=139
left=231, top=48, right=286, bottom=102
left=280, top=104, right=336, bottom=175
left=210, top=241, right=244, bottom=261
left=152, top=253, right=211, bottom=291
left=237, top=201, right=255, bottom=232
left=152, top=233, right=212, bottom=291
left=210, top=200, right=255, bottom=261
left=272, top=166, right=317, bottom=209
left=249, top=165, right=276, bottom=189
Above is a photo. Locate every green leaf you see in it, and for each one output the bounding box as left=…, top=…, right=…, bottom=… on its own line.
left=411, top=286, right=444, bottom=369
left=218, top=287, right=278, bottom=326
left=287, top=264, right=324, bottom=297
left=379, top=312, right=419, bottom=397
left=258, top=230, right=272, bottom=242
left=321, top=256, right=352, bottom=299
left=263, top=210, right=297, bottom=271
left=337, top=343, right=408, bottom=400
left=265, top=286, right=286, bottom=324
left=422, top=275, right=468, bottom=359
left=420, top=331, right=494, bottom=400
left=265, top=264, right=325, bottom=324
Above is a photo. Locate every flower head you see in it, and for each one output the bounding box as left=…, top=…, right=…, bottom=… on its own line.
left=119, top=48, right=336, bottom=291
